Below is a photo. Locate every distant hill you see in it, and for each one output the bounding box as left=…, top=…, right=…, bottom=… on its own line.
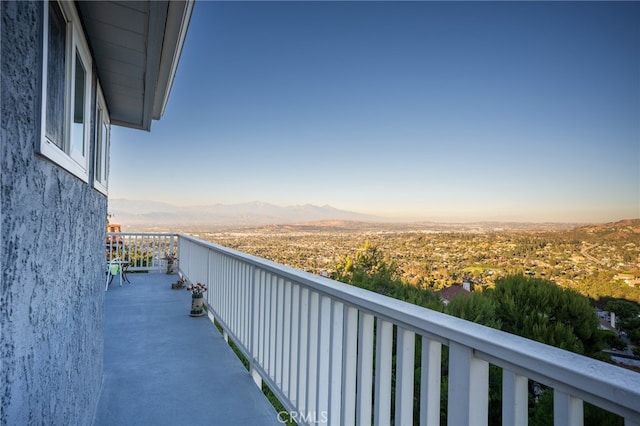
left=107, top=199, right=382, bottom=229
left=576, top=218, right=640, bottom=233
left=107, top=198, right=599, bottom=233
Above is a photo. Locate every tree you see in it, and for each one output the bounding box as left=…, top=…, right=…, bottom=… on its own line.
left=445, top=292, right=502, bottom=329
left=486, top=275, right=606, bottom=358
left=333, top=240, right=443, bottom=311
left=485, top=275, right=622, bottom=425
left=606, top=299, right=640, bottom=326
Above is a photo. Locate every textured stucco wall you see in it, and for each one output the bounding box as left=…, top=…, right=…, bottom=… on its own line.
left=1, top=1, right=106, bottom=424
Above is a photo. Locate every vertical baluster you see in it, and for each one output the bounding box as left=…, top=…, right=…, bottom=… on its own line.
left=297, top=287, right=310, bottom=413
left=374, top=319, right=393, bottom=426
left=275, top=277, right=284, bottom=386
left=258, top=270, right=267, bottom=369
left=237, top=262, right=244, bottom=344
left=245, top=264, right=251, bottom=347
left=448, top=341, right=489, bottom=426
left=357, top=312, right=374, bottom=426
left=169, top=234, right=174, bottom=264
left=420, top=337, right=442, bottom=426
left=329, top=301, right=345, bottom=426
left=289, top=284, right=301, bottom=405
left=554, top=390, right=583, bottom=426
left=269, top=274, right=278, bottom=380
left=235, top=260, right=241, bottom=336
left=343, top=306, right=358, bottom=426
left=263, top=272, right=272, bottom=376
left=306, top=291, right=320, bottom=418
left=229, top=259, right=236, bottom=332
left=502, top=370, right=528, bottom=426
left=218, top=255, right=223, bottom=319
left=230, top=258, right=235, bottom=332
left=250, top=265, right=261, bottom=388
left=212, top=254, right=219, bottom=319
left=396, top=327, right=415, bottom=426
left=242, top=264, right=250, bottom=348
left=282, top=280, right=292, bottom=397
left=226, top=257, right=232, bottom=325
left=152, top=234, right=156, bottom=268
left=316, top=296, right=332, bottom=422
left=218, top=255, right=224, bottom=323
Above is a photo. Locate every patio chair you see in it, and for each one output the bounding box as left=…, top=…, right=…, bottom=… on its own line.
left=105, top=257, right=130, bottom=291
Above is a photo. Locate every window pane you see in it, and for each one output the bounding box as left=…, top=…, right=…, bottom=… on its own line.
left=95, top=108, right=103, bottom=180
left=71, top=51, right=86, bottom=160
left=101, top=122, right=109, bottom=182
left=45, top=1, right=66, bottom=149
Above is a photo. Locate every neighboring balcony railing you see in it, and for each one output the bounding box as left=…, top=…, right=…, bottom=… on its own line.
left=106, top=232, right=177, bottom=272
left=112, top=233, right=640, bottom=426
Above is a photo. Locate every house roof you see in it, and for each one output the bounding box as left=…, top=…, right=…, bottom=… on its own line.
left=76, top=1, right=194, bottom=131
left=439, top=285, right=470, bottom=302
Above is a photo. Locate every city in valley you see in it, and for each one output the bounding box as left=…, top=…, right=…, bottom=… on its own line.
left=126, top=217, right=640, bottom=367
left=177, top=219, right=640, bottom=305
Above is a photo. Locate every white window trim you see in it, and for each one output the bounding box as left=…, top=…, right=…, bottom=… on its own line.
left=94, top=83, right=110, bottom=195
left=39, top=0, right=92, bottom=183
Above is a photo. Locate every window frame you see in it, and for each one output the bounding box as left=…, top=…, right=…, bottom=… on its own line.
left=39, top=0, right=93, bottom=183
left=94, top=83, right=110, bottom=195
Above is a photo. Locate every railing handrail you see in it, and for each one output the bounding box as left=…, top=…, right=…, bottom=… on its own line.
left=106, top=232, right=176, bottom=237
left=177, top=233, right=640, bottom=423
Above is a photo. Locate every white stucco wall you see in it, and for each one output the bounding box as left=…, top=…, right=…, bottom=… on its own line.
left=1, top=1, right=106, bottom=424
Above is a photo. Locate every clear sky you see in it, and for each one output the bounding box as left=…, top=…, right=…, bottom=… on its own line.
left=110, top=1, right=639, bottom=223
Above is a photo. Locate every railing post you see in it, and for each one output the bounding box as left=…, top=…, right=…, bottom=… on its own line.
left=448, top=342, right=489, bottom=426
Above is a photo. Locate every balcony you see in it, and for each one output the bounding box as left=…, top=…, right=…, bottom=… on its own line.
left=101, top=233, right=640, bottom=426
left=94, top=272, right=281, bottom=425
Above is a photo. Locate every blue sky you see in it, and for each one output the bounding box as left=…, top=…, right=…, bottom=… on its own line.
left=110, top=1, right=639, bottom=223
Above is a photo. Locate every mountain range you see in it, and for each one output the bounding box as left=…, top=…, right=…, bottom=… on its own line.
left=107, top=199, right=381, bottom=228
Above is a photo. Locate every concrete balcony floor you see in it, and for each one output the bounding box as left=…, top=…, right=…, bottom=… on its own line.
left=94, top=273, right=280, bottom=426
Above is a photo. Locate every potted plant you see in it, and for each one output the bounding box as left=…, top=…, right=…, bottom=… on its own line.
left=171, top=277, right=186, bottom=290
left=187, top=283, right=207, bottom=317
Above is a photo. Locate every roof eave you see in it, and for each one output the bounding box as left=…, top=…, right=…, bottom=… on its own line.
left=152, top=0, right=194, bottom=123
left=76, top=0, right=194, bottom=132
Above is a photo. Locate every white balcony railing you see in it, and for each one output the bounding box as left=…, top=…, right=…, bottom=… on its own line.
left=119, top=233, right=640, bottom=426
left=106, top=232, right=177, bottom=272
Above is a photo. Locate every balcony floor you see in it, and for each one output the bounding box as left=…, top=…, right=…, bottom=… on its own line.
left=94, top=273, right=280, bottom=426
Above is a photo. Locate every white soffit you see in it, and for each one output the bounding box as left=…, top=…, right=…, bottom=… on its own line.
left=76, top=1, right=194, bottom=131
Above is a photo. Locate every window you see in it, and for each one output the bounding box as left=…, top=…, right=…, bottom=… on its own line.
left=94, top=84, right=110, bottom=195
left=40, top=1, right=92, bottom=182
